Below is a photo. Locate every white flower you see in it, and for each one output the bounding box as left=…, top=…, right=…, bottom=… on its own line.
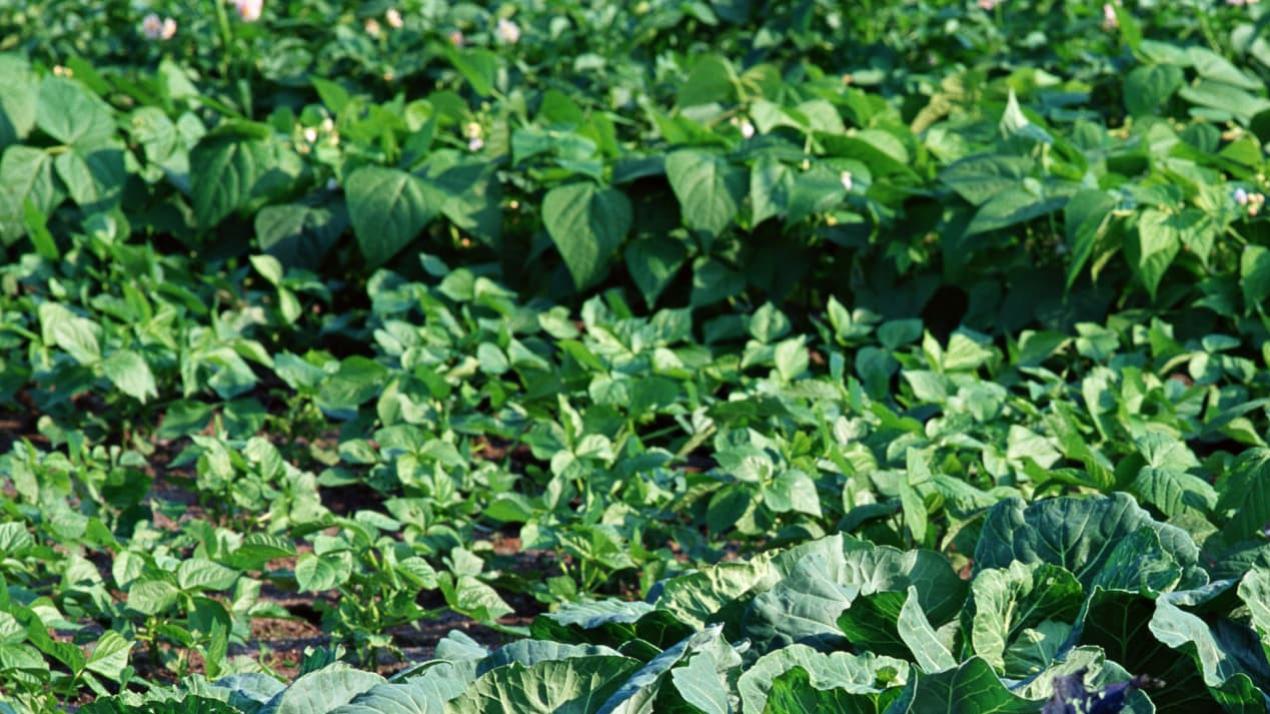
left=1102, top=4, right=1117, bottom=29
left=978, top=0, right=998, bottom=9
left=468, top=137, right=485, bottom=152
left=464, top=121, right=483, bottom=139
left=303, top=127, right=318, bottom=144
left=365, top=18, right=381, bottom=37
left=1235, top=188, right=1250, bottom=206
left=321, top=117, right=335, bottom=133
left=233, top=0, right=263, bottom=22
left=739, top=120, right=755, bottom=139
left=449, top=30, right=465, bottom=46
left=141, top=13, right=165, bottom=40
left=840, top=171, right=853, bottom=192
left=161, top=17, right=177, bottom=39
left=386, top=8, right=403, bottom=29
left=495, top=17, right=520, bottom=44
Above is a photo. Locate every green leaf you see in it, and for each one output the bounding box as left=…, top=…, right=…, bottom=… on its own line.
left=256, top=202, right=346, bottom=269
left=83, top=631, right=132, bottom=681
left=966, top=188, right=1064, bottom=236
left=0, top=145, right=58, bottom=243
left=103, top=349, right=158, bottom=402
left=346, top=167, right=437, bottom=266
left=39, top=303, right=101, bottom=365
left=966, top=562, right=1083, bottom=676
left=887, top=657, right=1037, bottom=713
left=670, top=652, right=728, bottom=714
left=1124, top=64, right=1184, bottom=118
left=448, top=48, right=499, bottom=96
left=750, top=157, right=793, bottom=225
left=896, top=586, right=955, bottom=673
left=746, top=535, right=965, bottom=653
left=1130, top=467, right=1217, bottom=520
left=191, top=135, right=271, bottom=227
left=1063, top=189, right=1117, bottom=289
left=1238, top=569, right=1270, bottom=663
left=665, top=150, right=745, bottom=237
left=318, top=357, right=390, bottom=415
left=295, top=552, right=351, bottom=592
left=445, top=656, right=640, bottom=714
left=1130, top=208, right=1183, bottom=300
left=624, top=236, right=687, bottom=308
left=542, top=183, right=632, bottom=290
left=738, top=644, right=908, bottom=714
left=36, top=76, right=114, bottom=147
left=940, top=154, right=1033, bottom=206
left=176, top=558, right=239, bottom=592
left=974, top=493, right=1204, bottom=589
left=762, top=666, right=898, bottom=714
left=1149, top=591, right=1267, bottom=707
left=260, top=665, right=385, bottom=714
left=127, top=579, right=180, bottom=616
left=1241, top=245, right=1270, bottom=309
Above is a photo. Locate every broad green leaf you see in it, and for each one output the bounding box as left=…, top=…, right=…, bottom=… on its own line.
left=665, top=150, right=745, bottom=237
left=1238, top=569, right=1270, bottom=662
left=0, top=144, right=57, bottom=243
left=738, top=644, right=908, bottom=714
left=103, top=349, right=158, bottom=402
left=1241, top=245, right=1270, bottom=309
left=346, top=167, right=437, bottom=266
left=896, top=587, right=955, bottom=673
left=1124, top=65, right=1184, bottom=118
left=966, top=562, right=1082, bottom=676
left=596, top=626, right=722, bottom=714
left=750, top=157, right=793, bottom=225
left=623, top=236, right=687, bottom=308
left=39, top=302, right=101, bottom=365
left=256, top=202, right=346, bottom=269
left=83, top=631, right=132, bottom=681
left=762, top=667, right=898, bottom=714
left=940, top=154, right=1033, bottom=206
left=176, top=558, right=239, bottom=592
left=669, top=652, right=728, bottom=714
left=745, top=535, right=965, bottom=653
left=886, top=657, right=1037, bottom=713
left=1063, top=189, right=1116, bottom=289
left=478, top=641, right=622, bottom=675
left=974, top=494, right=1204, bottom=589
left=261, top=665, right=385, bottom=714
left=1130, top=467, right=1217, bottom=520
left=36, top=76, right=113, bottom=147
left=444, top=656, right=640, bottom=714
left=191, top=135, right=271, bottom=227
left=542, top=183, right=632, bottom=290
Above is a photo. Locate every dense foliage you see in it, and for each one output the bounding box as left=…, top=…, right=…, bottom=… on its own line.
left=2, top=0, right=1270, bottom=711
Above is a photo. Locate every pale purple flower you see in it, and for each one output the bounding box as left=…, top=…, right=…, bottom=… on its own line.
left=233, top=0, right=263, bottom=22
left=1235, top=187, right=1250, bottom=206
left=142, top=13, right=165, bottom=39
left=978, top=0, right=999, bottom=9
left=468, top=137, right=485, bottom=152
left=495, top=17, right=521, bottom=44
left=1102, top=4, right=1118, bottom=29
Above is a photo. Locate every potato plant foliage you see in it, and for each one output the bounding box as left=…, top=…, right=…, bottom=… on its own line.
left=2, top=0, right=1270, bottom=712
